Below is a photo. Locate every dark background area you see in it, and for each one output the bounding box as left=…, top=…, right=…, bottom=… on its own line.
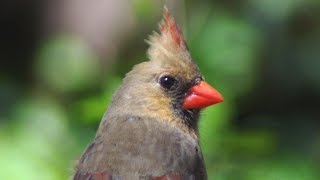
left=1, top=0, right=319, bottom=179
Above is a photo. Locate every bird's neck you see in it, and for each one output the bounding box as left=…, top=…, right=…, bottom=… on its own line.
left=104, top=103, right=200, bottom=140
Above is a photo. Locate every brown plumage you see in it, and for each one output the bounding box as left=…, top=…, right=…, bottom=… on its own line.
left=73, top=8, right=223, bottom=180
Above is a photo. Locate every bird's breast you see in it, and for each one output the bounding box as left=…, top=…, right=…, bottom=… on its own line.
left=79, top=115, right=204, bottom=177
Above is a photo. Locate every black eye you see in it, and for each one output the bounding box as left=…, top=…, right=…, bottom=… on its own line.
left=159, top=75, right=176, bottom=90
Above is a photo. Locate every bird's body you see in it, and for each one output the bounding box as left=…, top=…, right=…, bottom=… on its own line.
left=75, top=115, right=205, bottom=179
left=73, top=8, right=223, bottom=180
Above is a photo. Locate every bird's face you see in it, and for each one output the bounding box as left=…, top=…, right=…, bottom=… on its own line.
left=149, top=63, right=205, bottom=128
left=114, top=56, right=222, bottom=130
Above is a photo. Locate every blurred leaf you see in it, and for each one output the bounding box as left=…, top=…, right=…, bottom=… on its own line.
left=248, top=0, right=309, bottom=22
left=72, top=76, right=122, bottom=124
left=0, top=96, right=75, bottom=179
left=246, top=155, right=319, bottom=180
left=133, top=0, right=158, bottom=19
left=35, top=35, right=100, bottom=93
left=225, top=131, right=276, bottom=156
left=191, top=10, right=261, bottom=96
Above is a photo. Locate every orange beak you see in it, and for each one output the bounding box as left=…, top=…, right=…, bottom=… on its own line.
left=183, top=81, right=223, bottom=109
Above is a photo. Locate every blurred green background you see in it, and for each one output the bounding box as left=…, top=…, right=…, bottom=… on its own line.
left=1, top=0, right=320, bottom=179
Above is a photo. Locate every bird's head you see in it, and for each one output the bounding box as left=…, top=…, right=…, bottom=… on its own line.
left=107, top=8, right=223, bottom=130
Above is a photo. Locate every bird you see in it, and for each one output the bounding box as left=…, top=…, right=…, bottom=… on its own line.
left=73, top=7, right=223, bottom=180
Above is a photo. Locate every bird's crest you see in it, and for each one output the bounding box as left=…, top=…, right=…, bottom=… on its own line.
left=146, top=7, right=191, bottom=63
left=159, top=8, right=187, bottom=49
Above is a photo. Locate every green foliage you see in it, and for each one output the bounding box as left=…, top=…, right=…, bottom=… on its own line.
left=0, top=97, right=75, bottom=179
left=35, top=36, right=100, bottom=93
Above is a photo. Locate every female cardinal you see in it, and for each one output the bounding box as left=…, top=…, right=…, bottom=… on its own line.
left=73, top=8, right=223, bottom=180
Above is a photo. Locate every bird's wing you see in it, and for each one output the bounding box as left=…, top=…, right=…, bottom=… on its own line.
left=73, top=171, right=196, bottom=180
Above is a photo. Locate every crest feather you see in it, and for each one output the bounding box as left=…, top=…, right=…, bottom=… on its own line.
left=159, top=7, right=187, bottom=48
left=146, top=7, right=190, bottom=62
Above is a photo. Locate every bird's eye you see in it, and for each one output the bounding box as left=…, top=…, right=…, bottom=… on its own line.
left=159, top=75, right=176, bottom=90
